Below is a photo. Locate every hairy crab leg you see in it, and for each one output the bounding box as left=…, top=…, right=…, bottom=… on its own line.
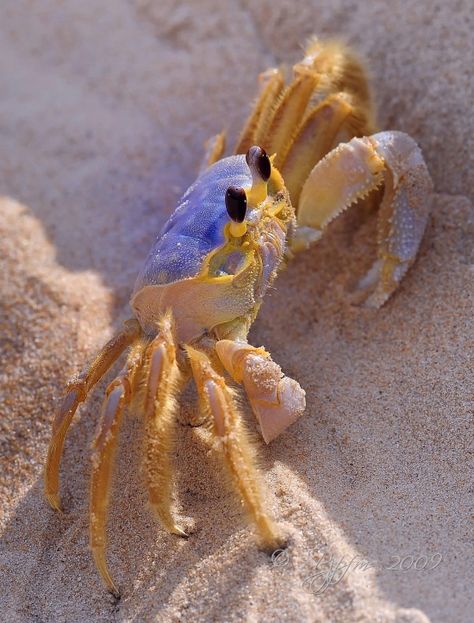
left=215, top=340, right=306, bottom=444
left=292, top=37, right=375, bottom=127
left=262, top=72, right=319, bottom=159
left=90, top=340, right=145, bottom=597
left=271, top=39, right=376, bottom=171
left=44, top=319, right=141, bottom=511
left=143, top=312, right=187, bottom=536
left=280, top=93, right=362, bottom=207
left=187, top=346, right=280, bottom=549
left=234, top=39, right=375, bottom=172
left=234, top=68, right=285, bottom=155
left=295, top=131, right=433, bottom=306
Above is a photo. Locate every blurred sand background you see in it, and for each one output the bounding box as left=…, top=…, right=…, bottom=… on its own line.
left=0, top=1, right=472, bottom=622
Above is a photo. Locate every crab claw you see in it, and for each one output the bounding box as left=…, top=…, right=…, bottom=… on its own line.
left=215, top=340, right=306, bottom=443
left=297, top=131, right=433, bottom=307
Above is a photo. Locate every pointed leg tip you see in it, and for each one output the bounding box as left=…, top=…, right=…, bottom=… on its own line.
left=106, top=579, right=120, bottom=599
left=263, top=535, right=285, bottom=553
left=93, top=547, right=119, bottom=598
left=45, top=492, right=63, bottom=513
left=257, top=520, right=285, bottom=553
left=109, top=587, right=121, bottom=600
left=171, top=526, right=189, bottom=538
left=149, top=503, right=189, bottom=538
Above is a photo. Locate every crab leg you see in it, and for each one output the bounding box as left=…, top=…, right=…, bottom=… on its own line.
left=215, top=340, right=306, bottom=444
left=291, top=37, right=375, bottom=126
left=263, top=72, right=319, bottom=160
left=90, top=340, right=145, bottom=597
left=234, top=68, right=285, bottom=155
left=187, top=346, right=280, bottom=549
left=44, top=319, right=141, bottom=511
left=234, top=39, right=375, bottom=168
left=143, top=312, right=186, bottom=536
left=295, top=131, right=433, bottom=306
left=280, top=93, right=365, bottom=206
left=199, top=131, right=227, bottom=172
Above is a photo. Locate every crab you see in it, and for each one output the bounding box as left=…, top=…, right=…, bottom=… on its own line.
left=44, top=38, right=432, bottom=596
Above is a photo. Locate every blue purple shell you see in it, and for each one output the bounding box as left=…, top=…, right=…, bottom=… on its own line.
left=133, top=155, right=252, bottom=294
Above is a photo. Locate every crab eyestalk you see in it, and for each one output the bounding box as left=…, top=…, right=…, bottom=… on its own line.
left=225, top=186, right=248, bottom=237
left=225, top=146, right=273, bottom=239
left=245, top=145, right=271, bottom=206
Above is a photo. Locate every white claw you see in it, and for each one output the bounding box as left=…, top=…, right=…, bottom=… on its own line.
left=296, top=130, right=432, bottom=307
left=216, top=340, right=306, bottom=443
left=369, top=131, right=432, bottom=263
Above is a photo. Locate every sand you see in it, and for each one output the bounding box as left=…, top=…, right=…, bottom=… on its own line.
left=0, top=1, right=472, bottom=622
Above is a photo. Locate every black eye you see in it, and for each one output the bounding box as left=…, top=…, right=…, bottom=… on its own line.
left=225, top=186, right=247, bottom=223
left=245, top=145, right=271, bottom=182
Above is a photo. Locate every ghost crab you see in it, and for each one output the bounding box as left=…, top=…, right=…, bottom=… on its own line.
left=44, top=38, right=432, bottom=595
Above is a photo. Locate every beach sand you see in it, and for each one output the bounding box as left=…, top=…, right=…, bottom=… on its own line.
left=0, top=1, right=472, bottom=621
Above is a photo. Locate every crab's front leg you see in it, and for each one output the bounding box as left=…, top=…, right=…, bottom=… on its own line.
left=187, top=346, right=280, bottom=549
left=293, top=131, right=433, bottom=307
left=215, top=341, right=306, bottom=443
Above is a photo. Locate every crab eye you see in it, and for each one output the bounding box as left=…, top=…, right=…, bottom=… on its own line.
left=245, top=145, right=271, bottom=182
left=225, top=186, right=247, bottom=223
